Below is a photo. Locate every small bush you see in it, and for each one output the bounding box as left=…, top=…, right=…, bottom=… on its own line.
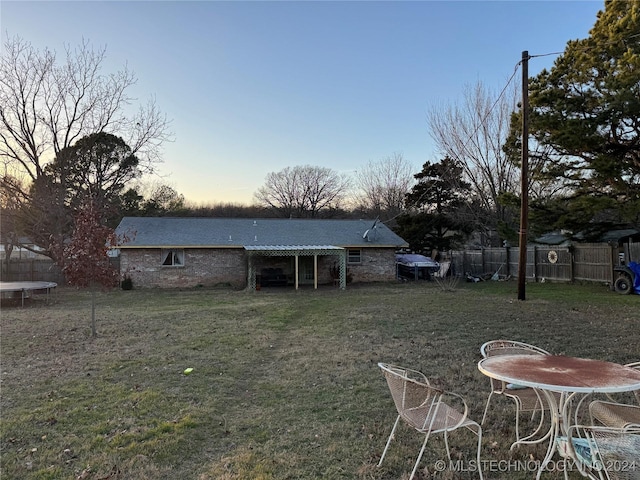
left=121, top=276, right=133, bottom=290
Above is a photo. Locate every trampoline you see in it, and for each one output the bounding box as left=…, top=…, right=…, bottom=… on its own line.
left=0, top=281, right=57, bottom=306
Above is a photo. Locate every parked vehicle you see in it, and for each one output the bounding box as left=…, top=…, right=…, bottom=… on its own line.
left=396, top=254, right=440, bottom=281
left=613, top=261, right=640, bottom=295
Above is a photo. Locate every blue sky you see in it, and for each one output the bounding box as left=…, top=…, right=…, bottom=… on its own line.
left=2, top=1, right=605, bottom=205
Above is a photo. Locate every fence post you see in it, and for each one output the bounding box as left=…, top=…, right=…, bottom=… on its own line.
left=609, top=244, right=616, bottom=289
left=1, top=259, right=8, bottom=281
left=624, top=242, right=630, bottom=264
left=505, top=246, right=510, bottom=277
left=569, top=247, right=574, bottom=283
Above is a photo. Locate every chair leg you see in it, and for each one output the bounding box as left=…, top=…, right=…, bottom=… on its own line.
left=378, top=415, right=401, bottom=467
left=518, top=406, right=547, bottom=445
left=481, top=392, right=494, bottom=425
left=528, top=391, right=544, bottom=422
left=409, top=431, right=431, bottom=480
left=514, top=405, right=522, bottom=442
left=516, top=390, right=547, bottom=444
left=474, top=424, right=484, bottom=480
left=444, top=430, right=452, bottom=462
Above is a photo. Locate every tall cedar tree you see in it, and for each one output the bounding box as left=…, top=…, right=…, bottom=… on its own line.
left=25, top=133, right=141, bottom=261
left=396, top=158, right=474, bottom=253
left=521, top=0, right=640, bottom=239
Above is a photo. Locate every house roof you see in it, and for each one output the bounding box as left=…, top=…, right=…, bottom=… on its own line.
left=533, top=231, right=572, bottom=246
left=114, top=217, right=408, bottom=249
left=597, top=228, right=640, bottom=243
left=534, top=228, right=640, bottom=245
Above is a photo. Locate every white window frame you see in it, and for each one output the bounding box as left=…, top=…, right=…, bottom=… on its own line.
left=161, top=249, right=185, bottom=267
left=347, top=249, right=361, bottom=264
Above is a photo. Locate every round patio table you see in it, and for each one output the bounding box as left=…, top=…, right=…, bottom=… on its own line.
left=478, top=355, right=640, bottom=480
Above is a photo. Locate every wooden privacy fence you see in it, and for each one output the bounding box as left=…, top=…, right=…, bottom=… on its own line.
left=1, top=256, right=121, bottom=284
left=1, top=259, right=65, bottom=283
left=449, top=242, right=640, bottom=286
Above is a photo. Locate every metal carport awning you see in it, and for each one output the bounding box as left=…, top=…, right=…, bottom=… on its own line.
left=244, top=245, right=346, bottom=291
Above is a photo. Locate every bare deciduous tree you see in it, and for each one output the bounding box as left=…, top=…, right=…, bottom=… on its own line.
left=0, top=35, right=171, bottom=191
left=254, top=165, right=351, bottom=218
left=353, top=152, right=415, bottom=222
left=427, top=81, right=520, bottom=243
left=0, top=35, right=172, bottom=261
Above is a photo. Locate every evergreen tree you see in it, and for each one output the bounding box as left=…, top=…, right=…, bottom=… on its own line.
left=523, top=0, right=640, bottom=238
left=396, top=158, right=474, bottom=252
left=27, top=133, right=141, bottom=259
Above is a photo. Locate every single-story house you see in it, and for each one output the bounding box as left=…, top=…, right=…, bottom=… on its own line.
left=114, top=217, right=409, bottom=290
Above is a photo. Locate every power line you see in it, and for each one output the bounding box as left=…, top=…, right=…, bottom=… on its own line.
left=424, top=27, right=640, bottom=182
left=528, top=30, right=640, bottom=60
left=529, top=51, right=564, bottom=59
left=459, top=62, right=521, bottom=158
left=381, top=31, right=640, bottom=228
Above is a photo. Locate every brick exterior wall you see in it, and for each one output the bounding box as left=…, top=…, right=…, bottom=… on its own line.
left=347, top=248, right=397, bottom=282
left=120, top=248, right=247, bottom=289
left=119, top=247, right=398, bottom=288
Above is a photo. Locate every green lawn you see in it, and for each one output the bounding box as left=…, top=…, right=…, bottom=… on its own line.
left=1, top=281, right=638, bottom=479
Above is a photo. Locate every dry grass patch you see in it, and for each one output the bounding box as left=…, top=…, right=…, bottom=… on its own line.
left=1, top=282, right=637, bottom=479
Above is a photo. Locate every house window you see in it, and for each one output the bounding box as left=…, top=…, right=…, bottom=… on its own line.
left=347, top=249, right=361, bottom=264
left=161, top=249, right=184, bottom=267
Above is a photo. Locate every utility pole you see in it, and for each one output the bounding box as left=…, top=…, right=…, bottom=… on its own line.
left=517, top=51, right=529, bottom=301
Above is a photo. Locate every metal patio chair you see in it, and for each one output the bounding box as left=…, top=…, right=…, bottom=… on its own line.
left=377, top=363, right=483, bottom=480
left=590, top=362, right=640, bottom=429
left=480, top=340, right=553, bottom=442
left=565, top=424, right=640, bottom=480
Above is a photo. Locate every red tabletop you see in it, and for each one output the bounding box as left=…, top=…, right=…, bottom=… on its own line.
left=478, top=355, right=640, bottom=393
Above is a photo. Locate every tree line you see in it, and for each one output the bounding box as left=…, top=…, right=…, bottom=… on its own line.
left=2, top=0, right=639, bottom=269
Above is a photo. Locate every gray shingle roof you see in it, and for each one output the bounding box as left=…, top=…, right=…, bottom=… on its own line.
left=115, top=217, right=408, bottom=248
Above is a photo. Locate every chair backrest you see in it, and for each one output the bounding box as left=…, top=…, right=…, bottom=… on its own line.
left=378, top=363, right=443, bottom=430
left=481, top=340, right=551, bottom=358
left=379, top=363, right=434, bottom=410
left=578, top=425, right=640, bottom=480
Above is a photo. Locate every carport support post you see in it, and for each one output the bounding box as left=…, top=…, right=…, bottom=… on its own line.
left=314, top=254, right=318, bottom=289
left=247, top=255, right=256, bottom=291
